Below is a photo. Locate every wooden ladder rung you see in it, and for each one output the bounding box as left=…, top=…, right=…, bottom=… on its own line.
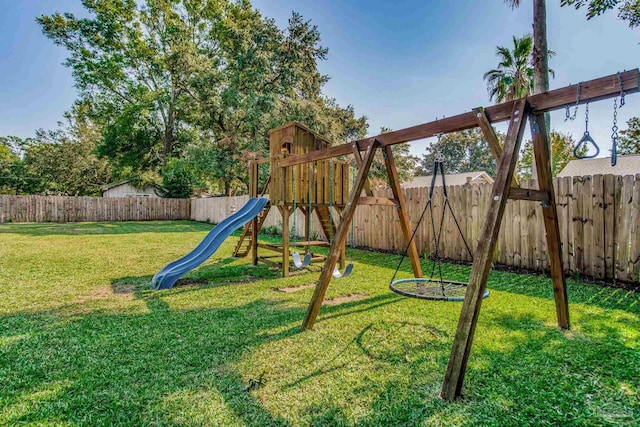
left=292, top=240, right=330, bottom=247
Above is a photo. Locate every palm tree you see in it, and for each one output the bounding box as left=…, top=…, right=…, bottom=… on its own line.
left=504, top=0, right=552, bottom=180
left=483, top=35, right=534, bottom=103
left=506, top=0, right=550, bottom=96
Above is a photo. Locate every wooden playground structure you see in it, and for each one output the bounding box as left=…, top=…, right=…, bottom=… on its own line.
left=235, top=69, right=638, bottom=400
left=233, top=122, right=353, bottom=276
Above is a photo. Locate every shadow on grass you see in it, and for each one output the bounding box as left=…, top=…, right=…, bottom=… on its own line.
left=462, top=312, right=640, bottom=425
left=0, top=289, right=447, bottom=426
left=298, top=237, right=639, bottom=317
left=0, top=297, right=300, bottom=426
left=111, top=258, right=281, bottom=295
left=1, top=286, right=639, bottom=425
left=0, top=220, right=212, bottom=237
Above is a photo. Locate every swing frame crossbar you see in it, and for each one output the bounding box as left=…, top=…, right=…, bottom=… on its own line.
left=259, top=69, right=639, bottom=401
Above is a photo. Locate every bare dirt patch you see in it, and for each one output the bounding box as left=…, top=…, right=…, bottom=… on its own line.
left=323, top=292, right=368, bottom=306
left=112, top=283, right=138, bottom=294
left=274, top=283, right=316, bottom=293
left=173, top=278, right=209, bottom=288
left=74, top=285, right=134, bottom=308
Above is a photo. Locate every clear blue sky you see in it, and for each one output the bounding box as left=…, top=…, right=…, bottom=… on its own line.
left=1, top=0, right=637, bottom=158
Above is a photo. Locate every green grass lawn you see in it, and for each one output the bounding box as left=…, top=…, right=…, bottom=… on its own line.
left=1, top=221, right=638, bottom=426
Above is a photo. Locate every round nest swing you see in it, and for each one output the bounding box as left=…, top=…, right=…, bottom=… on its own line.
left=389, top=277, right=489, bottom=302
left=388, top=148, right=488, bottom=303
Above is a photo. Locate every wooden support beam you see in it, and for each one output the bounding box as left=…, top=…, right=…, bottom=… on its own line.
left=530, top=113, right=570, bottom=329
left=336, top=206, right=346, bottom=270
left=302, top=206, right=310, bottom=253
left=258, top=257, right=281, bottom=268
left=358, top=196, right=398, bottom=206
left=508, top=188, right=550, bottom=202
left=383, top=145, right=423, bottom=279
left=353, top=142, right=374, bottom=197
left=302, top=140, right=379, bottom=331
left=259, top=174, right=271, bottom=196
left=292, top=241, right=330, bottom=247
left=475, top=107, right=519, bottom=188
left=280, top=206, right=291, bottom=277
left=249, top=161, right=259, bottom=266
left=257, top=243, right=285, bottom=252
left=441, top=99, right=530, bottom=401
left=253, top=157, right=272, bottom=165
left=279, top=70, right=638, bottom=168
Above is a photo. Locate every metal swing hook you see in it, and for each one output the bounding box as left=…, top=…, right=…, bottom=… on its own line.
left=574, top=103, right=600, bottom=159
left=565, top=82, right=581, bottom=122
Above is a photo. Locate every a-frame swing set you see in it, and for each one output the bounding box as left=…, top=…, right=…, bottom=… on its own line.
left=241, top=69, right=638, bottom=400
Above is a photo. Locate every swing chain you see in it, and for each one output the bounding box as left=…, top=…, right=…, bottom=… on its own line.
left=584, top=103, right=589, bottom=133
left=328, top=160, right=333, bottom=243
left=434, top=149, right=445, bottom=163
left=611, top=72, right=626, bottom=167
left=434, top=133, right=445, bottom=163
left=308, top=162, right=313, bottom=252
left=612, top=97, right=619, bottom=144
left=612, top=71, right=627, bottom=146
left=292, top=167, right=297, bottom=240
left=565, top=81, right=581, bottom=121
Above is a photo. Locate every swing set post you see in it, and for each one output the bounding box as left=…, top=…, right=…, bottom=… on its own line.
left=382, top=145, right=423, bottom=279
left=252, top=69, right=639, bottom=399
left=302, top=140, right=380, bottom=330
left=441, top=99, right=530, bottom=401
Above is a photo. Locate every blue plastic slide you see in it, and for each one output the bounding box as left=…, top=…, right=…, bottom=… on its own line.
left=151, top=197, right=269, bottom=290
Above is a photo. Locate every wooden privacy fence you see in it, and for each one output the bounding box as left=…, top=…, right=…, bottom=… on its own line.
left=0, top=195, right=191, bottom=223
left=192, top=174, right=640, bottom=283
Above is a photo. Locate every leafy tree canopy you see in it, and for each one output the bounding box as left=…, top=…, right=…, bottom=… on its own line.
left=17, top=107, right=112, bottom=196
left=37, top=0, right=373, bottom=196
left=518, top=131, right=586, bottom=178
left=366, top=127, right=418, bottom=189
left=561, top=0, right=640, bottom=28
left=418, top=129, right=498, bottom=177
left=0, top=137, right=23, bottom=194
left=618, top=117, right=640, bottom=155
left=159, top=158, right=199, bottom=198
left=484, top=34, right=554, bottom=103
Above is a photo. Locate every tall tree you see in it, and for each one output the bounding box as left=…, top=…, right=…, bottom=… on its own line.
left=484, top=35, right=535, bottom=103
left=506, top=1, right=551, bottom=96
left=419, top=129, right=498, bottom=177
left=505, top=0, right=552, bottom=180
left=21, top=109, right=113, bottom=196
left=617, top=117, right=640, bottom=155
left=39, top=1, right=366, bottom=195
left=37, top=2, right=326, bottom=167
left=0, top=138, right=22, bottom=194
